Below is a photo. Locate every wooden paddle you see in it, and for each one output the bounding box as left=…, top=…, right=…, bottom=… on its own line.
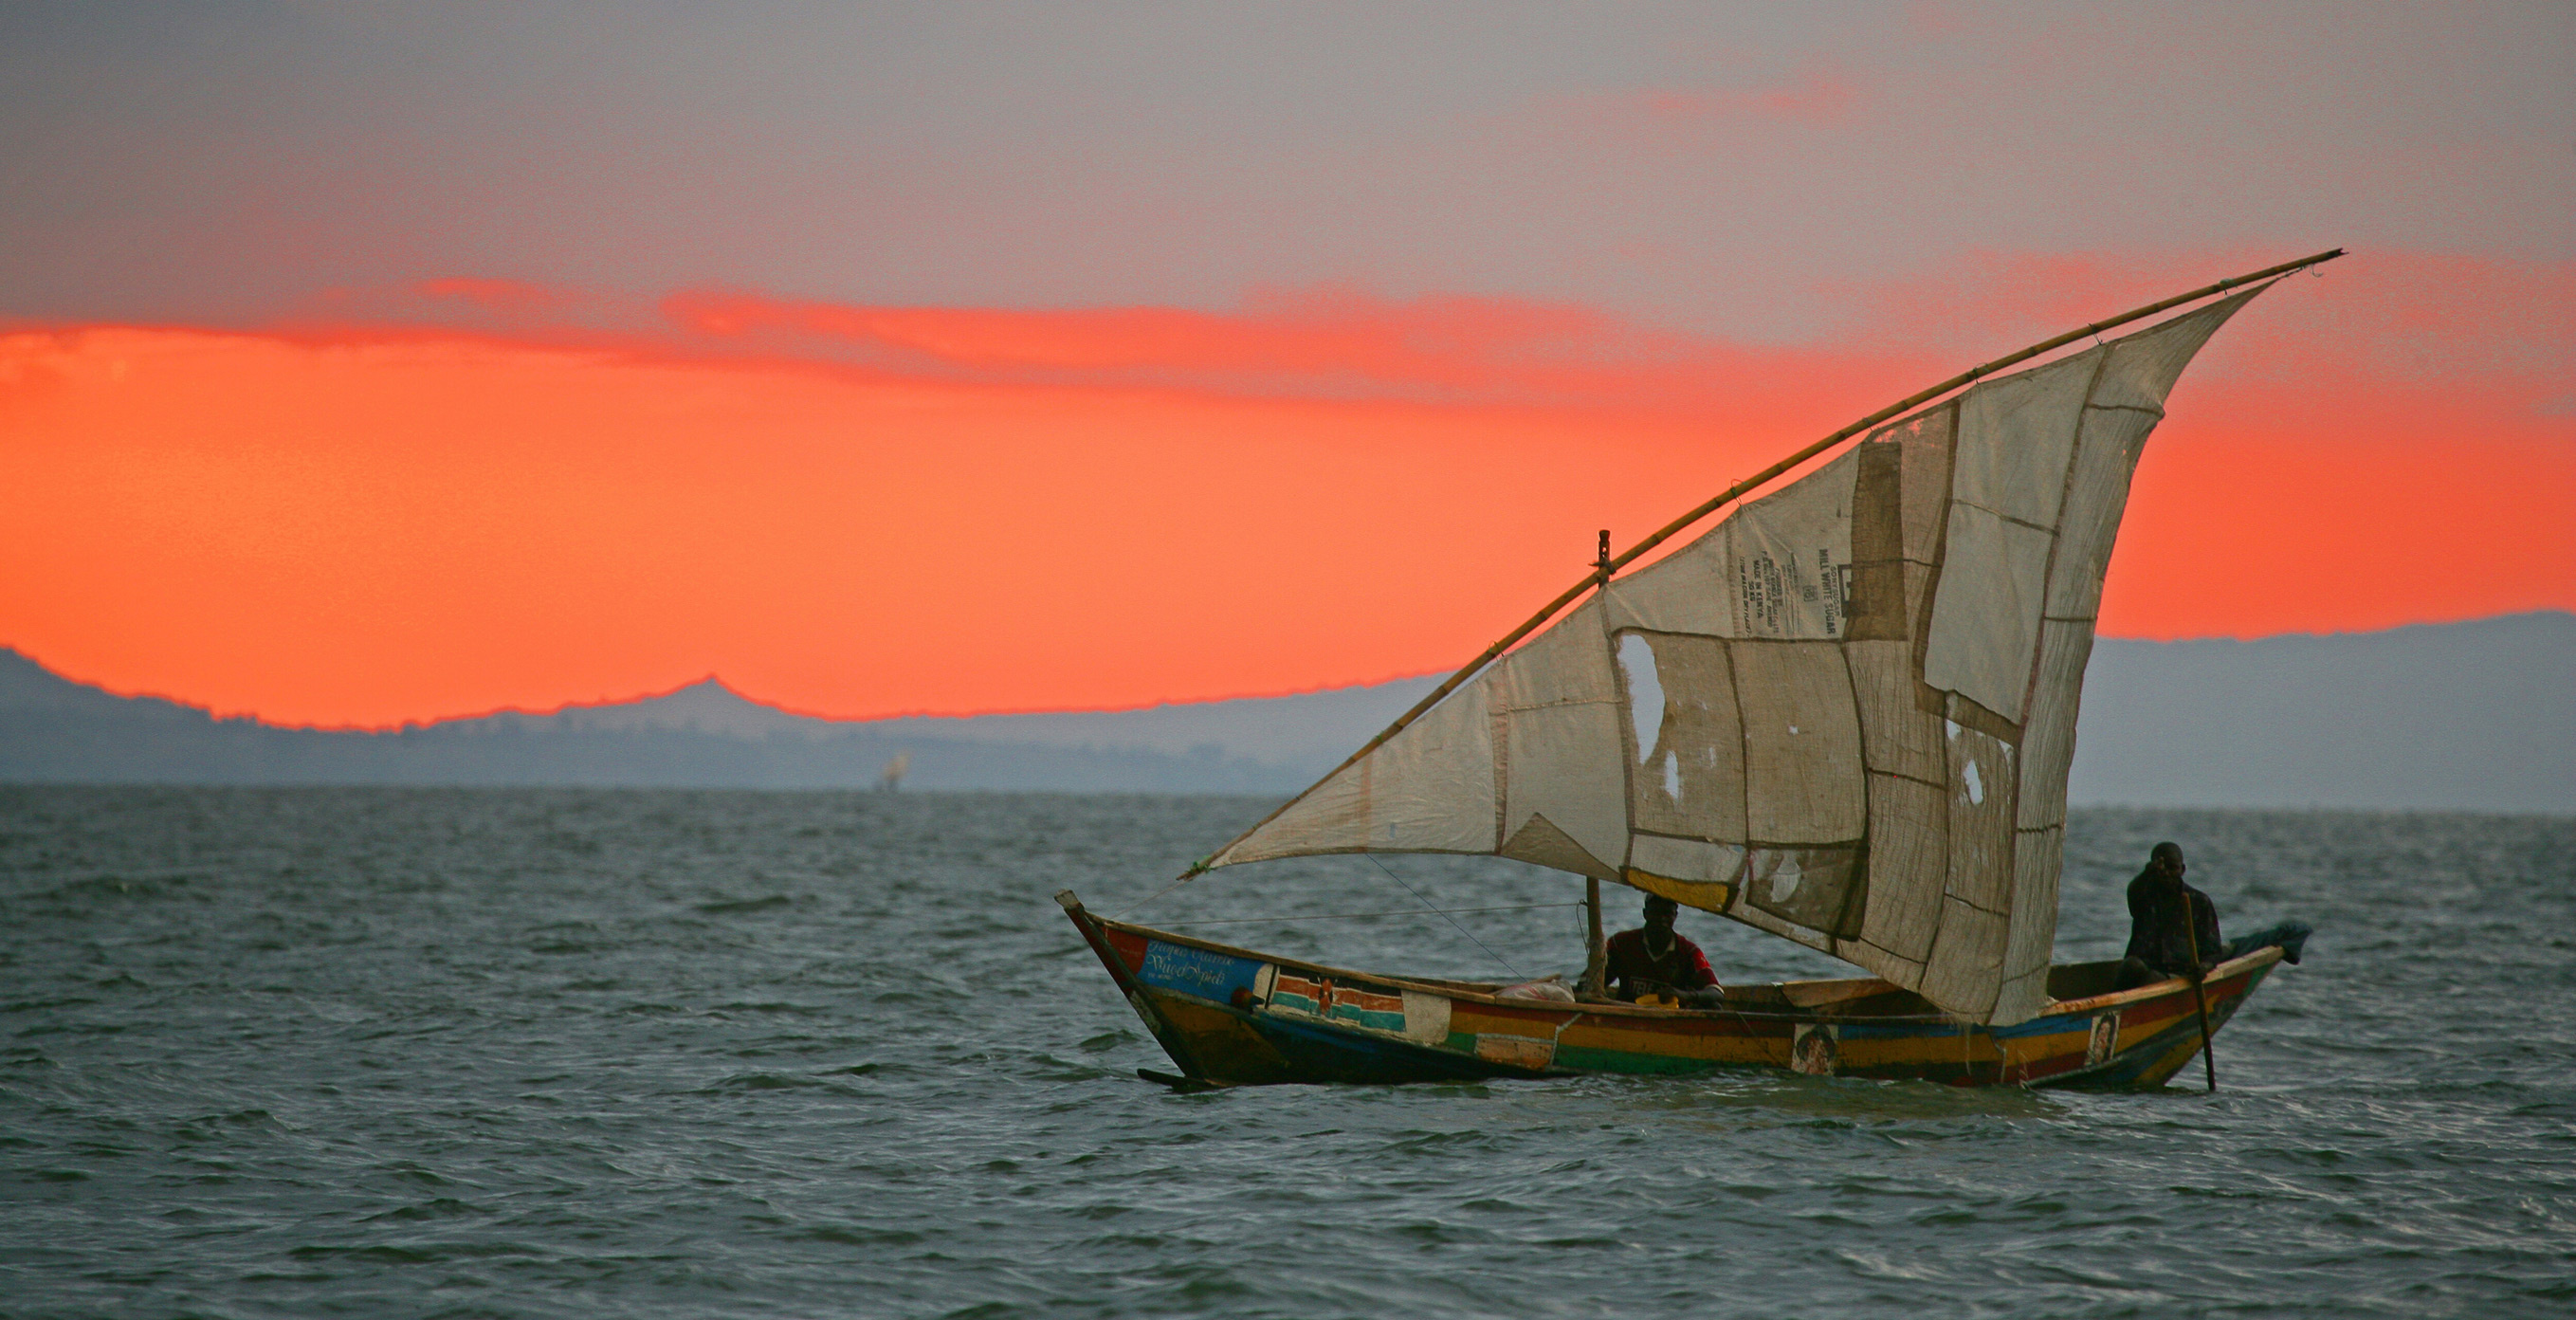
left=2183, top=900, right=2219, bottom=1092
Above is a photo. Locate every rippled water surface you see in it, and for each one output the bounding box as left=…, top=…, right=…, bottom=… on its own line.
left=3, top=788, right=2571, bottom=1318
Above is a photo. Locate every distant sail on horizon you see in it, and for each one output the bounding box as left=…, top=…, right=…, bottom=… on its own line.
left=1192, top=284, right=2274, bottom=1026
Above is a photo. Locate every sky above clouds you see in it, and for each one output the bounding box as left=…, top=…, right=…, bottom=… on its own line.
left=3, top=2, right=2569, bottom=725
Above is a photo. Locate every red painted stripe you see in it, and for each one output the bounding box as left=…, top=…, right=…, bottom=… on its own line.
left=1106, top=929, right=1148, bottom=974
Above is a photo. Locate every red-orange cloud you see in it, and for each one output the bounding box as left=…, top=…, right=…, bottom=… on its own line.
left=1640, top=65, right=1859, bottom=126
left=3, top=253, right=2567, bottom=728
left=652, top=284, right=1860, bottom=409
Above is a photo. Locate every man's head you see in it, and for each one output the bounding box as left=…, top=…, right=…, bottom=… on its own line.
left=2150, top=841, right=2187, bottom=880
left=1643, top=895, right=1679, bottom=936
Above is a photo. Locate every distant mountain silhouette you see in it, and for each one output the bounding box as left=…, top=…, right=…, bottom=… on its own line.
left=2064, top=613, right=2572, bottom=814
left=3, top=613, right=2568, bottom=811
left=0, top=658, right=1329, bottom=793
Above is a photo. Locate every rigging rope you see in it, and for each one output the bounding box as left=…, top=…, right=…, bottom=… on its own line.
left=1119, top=872, right=1196, bottom=920
left=1365, top=852, right=1525, bottom=980
left=1152, top=902, right=1581, bottom=928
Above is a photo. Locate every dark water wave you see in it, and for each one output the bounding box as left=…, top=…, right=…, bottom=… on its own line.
left=2, top=788, right=2570, bottom=1317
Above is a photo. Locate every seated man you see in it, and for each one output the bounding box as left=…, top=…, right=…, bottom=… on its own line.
left=1603, top=896, right=1723, bottom=1006
left=2116, top=841, right=2312, bottom=989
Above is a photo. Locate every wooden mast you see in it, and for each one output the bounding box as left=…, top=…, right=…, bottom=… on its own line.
left=1580, top=530, right=1613, bottom=999
left=1180, top=248, right=2347, bottom=883
left=1583, top=878, right=1607, bottom=999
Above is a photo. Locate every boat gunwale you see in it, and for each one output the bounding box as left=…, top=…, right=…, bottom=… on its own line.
left=2045, top=944, right=2285, bottom=1014
left=1084, top=906, right=2286, bottom=1026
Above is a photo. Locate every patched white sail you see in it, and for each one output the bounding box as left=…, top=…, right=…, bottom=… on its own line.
left=1203, top=286, right=2268, bottom=1025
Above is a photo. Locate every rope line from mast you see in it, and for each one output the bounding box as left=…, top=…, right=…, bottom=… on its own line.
left=1365, top=852, right=1525, bottom=980
left=1149, top=902, right=1583, bottom=927
left=1119, top=872, right=1197, bottom=920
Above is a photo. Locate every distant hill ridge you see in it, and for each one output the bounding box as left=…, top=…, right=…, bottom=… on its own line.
left=3, top=613, right=2569, bottom=812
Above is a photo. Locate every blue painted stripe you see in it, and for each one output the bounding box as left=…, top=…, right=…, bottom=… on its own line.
left=1137, top=941, right=1263, bottom=1002
left=1326, top=1005, right=1407, bottom=1033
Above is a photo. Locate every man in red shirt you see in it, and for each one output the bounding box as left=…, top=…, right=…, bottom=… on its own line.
left=1603, top=896, right=1720, bottom=1004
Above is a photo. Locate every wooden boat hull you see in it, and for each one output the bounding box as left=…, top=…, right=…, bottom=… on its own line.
left=1062, top=892, right=2285, bottom=1091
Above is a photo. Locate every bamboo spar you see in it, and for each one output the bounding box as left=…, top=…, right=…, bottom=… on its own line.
left=1178, top=248, right=2347, bottom=882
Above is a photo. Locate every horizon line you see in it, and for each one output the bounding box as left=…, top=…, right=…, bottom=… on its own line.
left=9, top=608, right=2567, bottom=736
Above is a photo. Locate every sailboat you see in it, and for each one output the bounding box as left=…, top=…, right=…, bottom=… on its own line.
left=1061, top=250, right=2342, bottom=1089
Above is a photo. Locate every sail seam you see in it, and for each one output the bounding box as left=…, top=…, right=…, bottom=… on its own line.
left=1489, top=689, right=1510, bottom=852
left=1951, top=500, right=2060, bottom=537
left=1839, top=626, right=1875, bottom=951
left=1728, top=637, right=1755, bottom=916
left=1716, top=634, right=1879, bottom=648
left=1909, top=402, right=1958, bottom=727
left=1626, top=827, right=1740, bottom=844
left=1624, top=830, right=1866, bottom=851
left=1496, top=695, right=1618, bottom=710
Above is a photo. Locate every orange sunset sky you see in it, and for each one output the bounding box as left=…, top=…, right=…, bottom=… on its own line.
left=4, top=5, right=2570, bottom=728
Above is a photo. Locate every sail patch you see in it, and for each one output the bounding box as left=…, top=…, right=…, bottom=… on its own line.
left=2005, top=826, right=2064, bottom=985
left=1733, top=642, right=1866, bottom=845
left=1856, top=772, right=1946, bottom=967
left=1923, top=502, right=2053, bottom=723
left=1896, top=406, right=1956, bottom=563
left=1499, top=812, right=1617, bottom=882
left=1620, top=632, right=1746, bottom=843
left=1944, top=724, right=2019, bottom=915
left=1846, top=436, right=1910, bottom=641
left=2017, top=621, right=2095, bottom=830
left=2049, top=407, right=2157, bottom=620
left=1726, top=448, right=1857, bottom=639
left=1490, top=594, right=1623, bottom=871
left=1745, top=846, right=1868, bottom=939
left=2091, top=288, right=2262, bottom=413
left=1954, top=348, right=2096, bottom=529
left=1848, top=638, right=1945, bottom=785
left=1205, top=681, right=1497, bottom=866
left=1499, top=704, right=1627, bottom=875
left=1921, top=895, right=2010, bottom=1018
left=1602, top=535, right=1736, bottom=636
left=1624, top=835, right=1746, bottom=914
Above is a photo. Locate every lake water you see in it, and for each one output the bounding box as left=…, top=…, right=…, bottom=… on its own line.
left=3, top=788, right=2570, bottom=1317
